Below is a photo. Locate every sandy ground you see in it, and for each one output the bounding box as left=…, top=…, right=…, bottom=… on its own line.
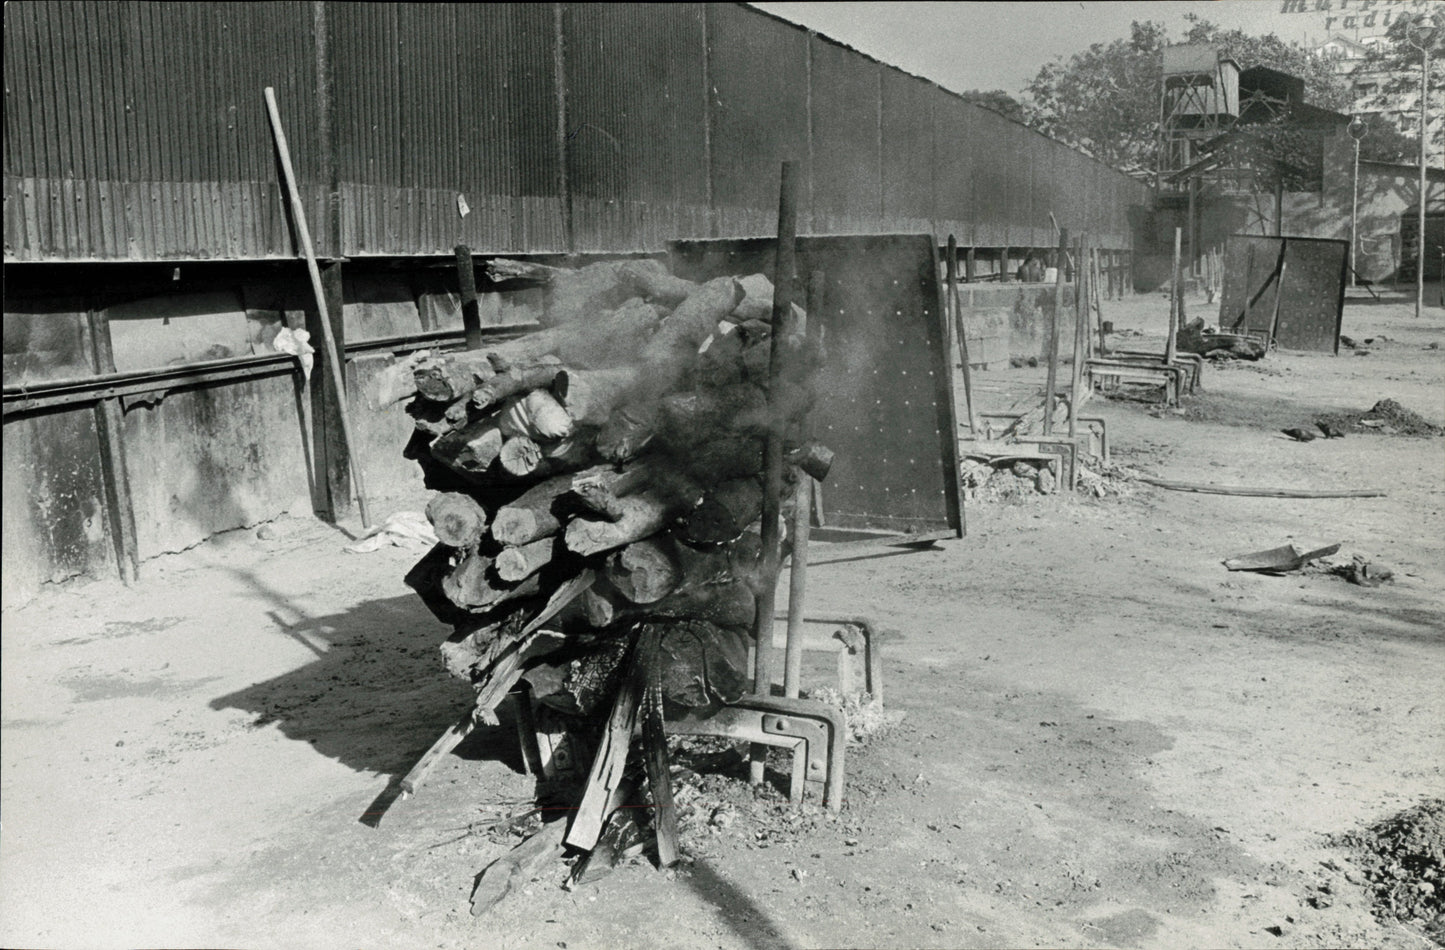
left=2, top=287, right=1443, bottom=950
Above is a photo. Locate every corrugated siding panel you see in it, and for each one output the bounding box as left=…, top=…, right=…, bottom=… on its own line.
left=562, top=3, right=710, bottom=252
left=809, top=36, right=881, bottom=234
left=706, top=1, right=810, bottom=237
left=879, top=67, right=933, bottom=233
left=929, top=88, right=973, bottom=244
left=4, top=0, right=1145, bottom=261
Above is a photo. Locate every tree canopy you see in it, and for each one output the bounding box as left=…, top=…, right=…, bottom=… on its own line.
left=1016, top=14, right=1427, bottom=174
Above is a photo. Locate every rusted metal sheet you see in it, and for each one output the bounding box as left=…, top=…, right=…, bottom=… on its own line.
left=809, top=35, right=882, bottom=234
left=119, top=374, right=311, bottom=558
left=880, top=68, right=934, bottom=235
left=706, top=1, right=810, bottom=237
left=1, top=407, right=113, bottom=609
left=1218, top=235, right=1347, bottom=352
left=670, top=234, right=962, bottom=538
left=562, top=3, right=710, bottom=252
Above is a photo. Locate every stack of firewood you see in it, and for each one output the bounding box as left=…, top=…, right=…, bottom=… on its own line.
left=391, top=257, right=831, bottom=894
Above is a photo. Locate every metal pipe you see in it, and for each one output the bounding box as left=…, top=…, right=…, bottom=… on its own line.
left=751, top=161, right=800, bottom=781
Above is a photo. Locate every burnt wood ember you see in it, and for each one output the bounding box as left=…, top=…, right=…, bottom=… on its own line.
left=398, top=262, right=827, bottom=888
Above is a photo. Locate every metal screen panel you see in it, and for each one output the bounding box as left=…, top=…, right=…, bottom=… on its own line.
left=1217, top=234, right=1346, bottom=353
left=669, top=233, right=962, bottom=539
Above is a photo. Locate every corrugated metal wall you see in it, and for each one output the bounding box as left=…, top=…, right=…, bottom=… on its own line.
left=4, top=1, right=1149, bottom=262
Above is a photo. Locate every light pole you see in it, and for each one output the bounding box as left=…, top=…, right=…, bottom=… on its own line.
left=1348, top=117, right=1367, bottom=288
left=1405, top=13, right=1439, bottom=319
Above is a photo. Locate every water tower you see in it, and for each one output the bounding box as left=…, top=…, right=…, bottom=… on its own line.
left=1158, top=44, right=1241, bottom=187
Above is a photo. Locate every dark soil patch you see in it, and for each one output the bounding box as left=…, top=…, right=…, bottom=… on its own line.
left=1315, top=399, right=1444, bottom=437
left=1334, top=798, right=1445, bottom=942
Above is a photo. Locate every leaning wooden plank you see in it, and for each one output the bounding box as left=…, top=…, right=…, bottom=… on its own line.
left=431, top=419, right=505, bottom=475
left=400, top=712, right=475, bottom=797
left=470, top=819, right=569, bottom=917
left=566, top=656, right=642, bottom=851
left=635, top=624, right=679, bottom=867
left=1138, top=477, right=1385, bottom=499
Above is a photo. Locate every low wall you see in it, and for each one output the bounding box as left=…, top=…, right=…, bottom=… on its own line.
left=952, top=282, right=1080, bottom=368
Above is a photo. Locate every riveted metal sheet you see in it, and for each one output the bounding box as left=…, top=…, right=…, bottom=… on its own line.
left=1217, top=234, right=1346, bottom=353
left=669, top=233, right=962, bottom=538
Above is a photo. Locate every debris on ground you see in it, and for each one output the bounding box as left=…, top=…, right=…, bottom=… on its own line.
left=343, top=511, right=438, bottom=553
left=1314, top=399, right=1444, bottom=437
left=1329, top=555, right=1394, bottom=587
left=1334, top=799, right=1445, bottom=943
left=802, top=686, right=906, bottom=745
left=1175, top=319, right=1266, bottom=361
left=1223, top=542, right=1341, bottom=573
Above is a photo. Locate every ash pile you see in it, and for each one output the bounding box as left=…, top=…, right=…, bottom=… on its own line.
left=391, top=258, right=833, bottom=906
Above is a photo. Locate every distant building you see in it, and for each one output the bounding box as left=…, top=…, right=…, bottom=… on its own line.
left=1311, top=31, right=1441, bottom=158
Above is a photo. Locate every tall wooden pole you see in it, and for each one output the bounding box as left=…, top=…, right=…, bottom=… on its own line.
left=1044, top=228, right=1068, bottom=435
left=264, top=86, right=372, bottom=529
left=750, top=161, right=799, bottom=783
left=1069, top=234, right=1087, bottom=439
left=948, top=235, right=980, bottom=433
left=1416, top=42, right=1430, bottom=319
left=1166, top=226, right=1181, bottom=366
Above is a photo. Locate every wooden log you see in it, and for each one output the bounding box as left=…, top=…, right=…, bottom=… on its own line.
left=677, top=436, right=766, bottom=484
left=620, top=259, right=696, bottom=305
left=404, top=543, right=473, bottom=626
left=657, top=384, right=769, bottom=448
left=498, top=435, right=543, bottom=477
left=425, top=492, right=488, bottom=548
left=483, top=258, right=563, bottom=283
left=784, top=440, right=834, bottom=481
left=563, top=482, right=703, bottom=557
left=571, top=471, right=630, bottom=522
left=491, top=464, right=616, bottom=546
left=635, top=625, right=679, bottom=867
left=497, top=388, right=574, bottom=441
left=471, top=355, right=563, bottom=412
left=494, top=536, right=557, bottom=582
left=554, top=367, right=642, bottom=428
left=470, top=820, right=568, bottom=917
left=581, top=574, right=757, bottom=632
left=606, top=538, right=681, bottom=604
left=413, top=298, right=663, bottom=403
left=431, top=419, right=505, bottom=474
left=682, top=477, right=763, bottom=545
left=442, top=550, right=543, bottom=610
left=638, top=277, right=744, bottom=388
left=595, top=402, right=659, bottom=463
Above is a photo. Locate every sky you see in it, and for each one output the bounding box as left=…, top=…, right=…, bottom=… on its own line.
left=749, top=1, right=1398, bottom=97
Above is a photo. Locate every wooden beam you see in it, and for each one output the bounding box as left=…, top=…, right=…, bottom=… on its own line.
left=86, top=306, right=139, bottom=585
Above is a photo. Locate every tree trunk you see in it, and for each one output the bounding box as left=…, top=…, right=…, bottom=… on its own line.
left=606, top=537, right=681, bottom=604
